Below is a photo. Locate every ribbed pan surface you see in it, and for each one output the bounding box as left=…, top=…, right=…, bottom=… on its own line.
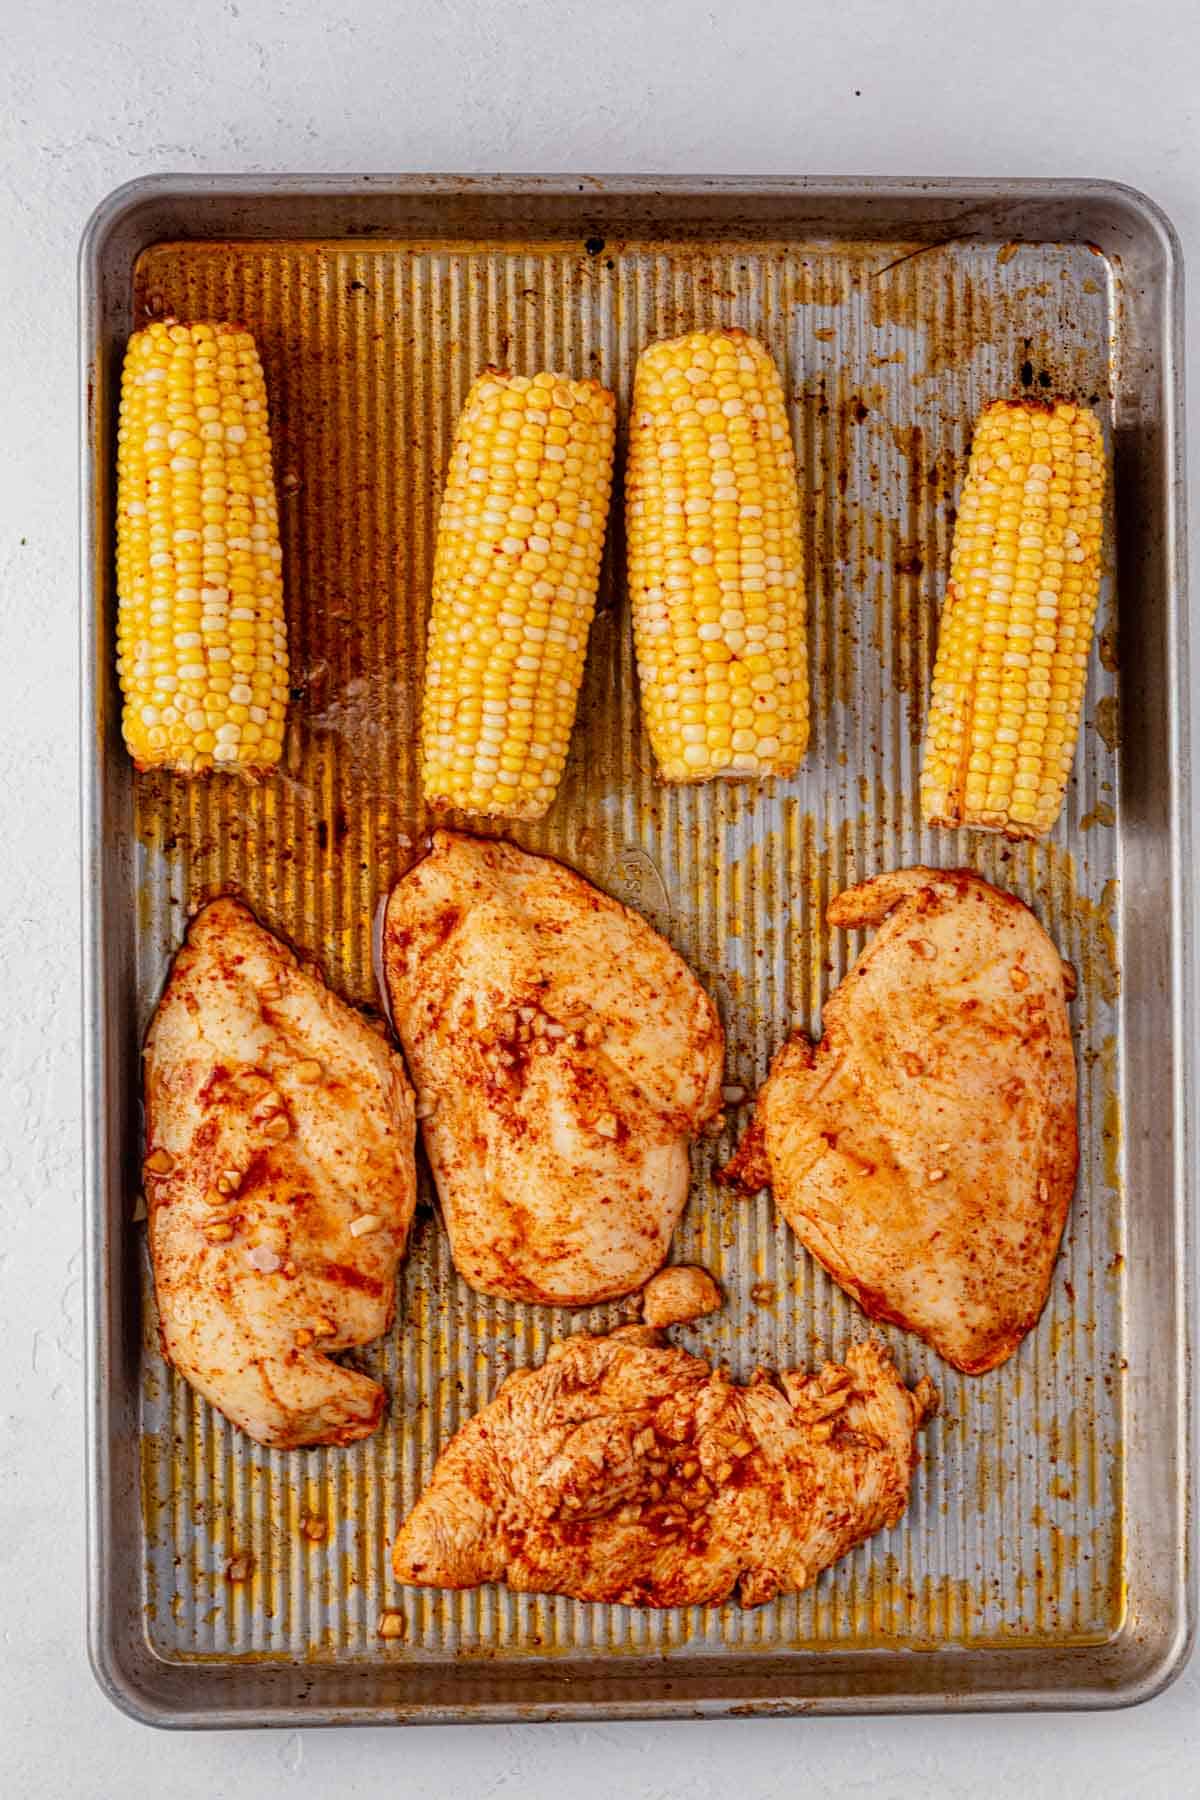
left=131, top=234, right=1123, bottom=1667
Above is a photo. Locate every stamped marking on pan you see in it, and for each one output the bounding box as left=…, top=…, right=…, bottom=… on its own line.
left=609, top=844, right=673, bottom=935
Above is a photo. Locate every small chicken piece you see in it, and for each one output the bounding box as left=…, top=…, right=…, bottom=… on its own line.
left=641, top=1265, right=723, bottom=1328
left=383, top=832, right=724, bottom=1305
left=722, top=868, right=1077, bottom=1374
left=143, top=898, right=417, bottom=1448
left=392, top=1330, right=936, bottom=1607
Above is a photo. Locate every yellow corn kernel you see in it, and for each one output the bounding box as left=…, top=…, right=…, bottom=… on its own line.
left=115, top=319, right=289, bottom=774
left=626, top=328, right=809, bottom=783
left=420, top=369, right=616, bottom=821
left=920, top=398, right=1106, bottom=838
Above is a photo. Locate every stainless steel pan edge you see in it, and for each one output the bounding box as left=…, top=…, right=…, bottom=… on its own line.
left=80, top=174, right=1193, bottom=1725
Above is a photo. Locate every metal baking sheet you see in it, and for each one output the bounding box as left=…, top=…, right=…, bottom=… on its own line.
left=81, top=176, right=1192, bottom=1725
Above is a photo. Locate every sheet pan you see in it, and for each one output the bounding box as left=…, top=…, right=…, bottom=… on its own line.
left=81, top=175, right=1192, bottom=1723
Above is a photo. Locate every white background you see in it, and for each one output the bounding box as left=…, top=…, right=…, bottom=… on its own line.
left=2, top=0, right=1198, bottom=1793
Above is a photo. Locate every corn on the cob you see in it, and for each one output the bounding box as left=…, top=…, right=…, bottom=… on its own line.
left=115, top=319, right=289, bottom=773
left=920, top=398, right=1106, bottom=838
left=626, top=328, right=808, bottom=783
left=420, top=368, right=616, bottom=821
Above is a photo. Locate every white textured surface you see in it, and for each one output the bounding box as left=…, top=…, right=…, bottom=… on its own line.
left=2, top=0, right=1198, bottom=1791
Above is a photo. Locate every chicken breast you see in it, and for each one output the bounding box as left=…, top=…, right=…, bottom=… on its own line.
left=383, top=831, right=724, bottom=1305
left=722, top=867, right=1077, bottom=1374
left=392, top=1328, right=937, bottom=1607
left=143, top=898, right=417, bottom=1448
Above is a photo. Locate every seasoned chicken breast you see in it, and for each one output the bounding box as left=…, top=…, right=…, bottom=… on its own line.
left=722, top=867, right=1078, bottom=1374
left=143, top=898, right=417, bottom=1448
left=392, top=1328, right=937, bottom=1607
left=383, top=832, right=724, bottom=1306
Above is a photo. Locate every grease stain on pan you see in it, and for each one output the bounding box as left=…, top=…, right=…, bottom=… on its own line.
left=1094, top=694, right=1121, bottom=752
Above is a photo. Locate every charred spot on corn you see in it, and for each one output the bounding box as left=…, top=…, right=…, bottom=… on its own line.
left=115, top=319, right=289, bottom=775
